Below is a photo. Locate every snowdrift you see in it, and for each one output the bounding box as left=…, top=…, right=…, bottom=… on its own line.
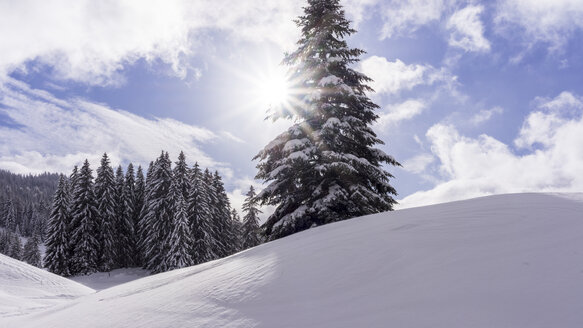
left=0, top=253, right=94, bottom=317
left=6, top=193, right=583, bottom=327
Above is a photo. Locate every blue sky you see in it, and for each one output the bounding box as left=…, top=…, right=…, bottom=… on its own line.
left=1, top=0, right=583, bottom=213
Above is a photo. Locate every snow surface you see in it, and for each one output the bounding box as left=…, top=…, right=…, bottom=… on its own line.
left=4, top=193, right=583, bottom=327
left=70, top=268, right=149, bottom=291
left=0, top=254, right=93, bottom=318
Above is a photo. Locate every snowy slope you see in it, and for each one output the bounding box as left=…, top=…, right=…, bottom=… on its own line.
left=6, top=193, right=583, bottom=327
left=0, top=254, right=94, bottom=317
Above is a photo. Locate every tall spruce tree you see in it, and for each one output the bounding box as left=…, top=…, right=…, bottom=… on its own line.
left=165, top=183, right=194, bottom=270
left=123, top=163, right=138, bottom=267
left=114, top=165, right=132, bottom=267
left=44, top=175, right=71, bottom=275
left=70, top=160, right=100, bottom=275
left=94, top=153, right=116, bottom=271
left=187, top=163, right=213, bottom=264
left=133, top=165, right=146, bottom=266
left=254, top=0, right=400, bottom=240
left=241, top=186, right=262, bottom=249
left=141, top=152, right=173, bottom=273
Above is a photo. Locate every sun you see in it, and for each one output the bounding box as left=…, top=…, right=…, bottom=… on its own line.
left=255, top=67, right=291, bottom=108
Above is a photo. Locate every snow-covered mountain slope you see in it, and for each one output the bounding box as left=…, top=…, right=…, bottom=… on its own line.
left=0, top=254, right=94, bottom=317
left=6, top=193, right=583, bottom=327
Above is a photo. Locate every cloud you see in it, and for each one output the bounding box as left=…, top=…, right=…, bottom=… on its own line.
left=0, top=78, right=220, bottom=174
left=495, top=0, right=583, bottom=53
left=402, top=153, right=435, bottom=174
left=360, top=56, right=439, bottom=95
left=399, top=91, right=583, bottom=208
left=378, top=0, right=447, bottom=39
left=0, top=0, right=302, bottom=86
left=342, top=0, right=381, bottom=28
left=446, top=5, right=491, bottom=52
left=470, top=106, right=503, bottom=125
left=376, top=99, right=427, bottom=127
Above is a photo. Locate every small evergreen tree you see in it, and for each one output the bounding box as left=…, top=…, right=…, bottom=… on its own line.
left=44, top=175, right=71, bottom=275
left=9, top=233, right=22, bottom=260
left=241, top=186, right=262, bottom=249
left=230, top=208, right=242, bottom=253
left=23, top=234, right=42, bottom=267
left=254, top=0, right=400, bottom=240
left=123, top=163, right=138, bottom=267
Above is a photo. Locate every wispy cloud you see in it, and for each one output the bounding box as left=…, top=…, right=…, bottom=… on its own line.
left=446, top=5, right=491, bottom=52
left=0, top=78, right=220, bottom=174
left=376, top=99, right=427, bottom=127
left=495, top=0, right=583, bottom=54
left=0, top=0, right=303, bottom=86
left=470, top=106, right=503, bottom=125
left=400, top=91, right=583, bottom=208
left=378, top=0, right=447, bottom=39
left=360, top=56, right=446, bottom=95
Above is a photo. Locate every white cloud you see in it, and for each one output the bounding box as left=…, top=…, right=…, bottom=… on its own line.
left=471, top=106, right=503, bottom=124
left=376, top=99, right=427, bottom=127
left=402, top=153, right=435, bottom=174
left=0, top=0, right=302, bottom=86
left=360, top=56, right=436, bottom=95
left=399, top=91, right=583, bottom=208
left=495, top=0, right=583, bottom=53
left=446, top=5, right=491, bottom=52
left=0, top=78, right=221, bottom=174
left=342, top=0, right=381, bottom=28
left=378, top=0, right=448, bottom=39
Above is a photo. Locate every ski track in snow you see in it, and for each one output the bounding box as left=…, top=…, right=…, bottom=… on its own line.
left=2, top=192, right=583, bottom=327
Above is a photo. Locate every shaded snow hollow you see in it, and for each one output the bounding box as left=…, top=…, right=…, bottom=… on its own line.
left=4, top=193, right=583, bottom=327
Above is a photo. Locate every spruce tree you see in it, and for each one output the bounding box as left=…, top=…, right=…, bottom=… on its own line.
left=241, top=185, right=262, bottom=249
left=114, top=165, right=132, bottom=267
left=165, top=185, right=194, bottom=270
left=94, top=153, right=117, bottom=272
left=23, top=233, right=42, bottom=267
left=187, top=163, right=214, bottom=264
left=44, top=175, right=71, bottom=275
left=254, top=0, right=400, bottom=240
left=123, top=163, right=138, bottom=267
left=8, top=232, right=22, bottom=260
left=70, top=159, right=99, bottom=275
left=133, top=165, right=146, bottom=266
left=141, top=152, right=173, bottom=273
left=229, top=208, right=242, bottom=253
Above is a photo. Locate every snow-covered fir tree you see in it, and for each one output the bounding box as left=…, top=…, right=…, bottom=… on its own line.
left=123, top=163, right=138, bottom=267
left=187, top=163, right=214, bottom=264
left=141, top=152, right=174, bottom=273
left=165, top=184, right=194, bottom=270
left=133, top=165, right=146, bottom=267
left=229, top=208, right=242, bottom=252
left=8, top=232, right=22, bottom=260
left=114, top=165, right=133, bottom=268
left=254, top=0, right=400, bottom=240
left=94, top=153, right=117, bottom=272
left=44, top=175, right=71, bottom=275
left=70, top=160, right=100, bottom=275
left=241, top=185, right=262, bottom=249
left=23, top=233, right=42, bottom=267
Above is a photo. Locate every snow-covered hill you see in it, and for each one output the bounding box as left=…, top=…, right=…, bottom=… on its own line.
left=0, top=253, right=94, bottom=318
left=4, top=193, right=583, bottom=327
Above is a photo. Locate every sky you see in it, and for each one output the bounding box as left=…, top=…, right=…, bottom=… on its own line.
left=1, top=0, right=583, bottom=215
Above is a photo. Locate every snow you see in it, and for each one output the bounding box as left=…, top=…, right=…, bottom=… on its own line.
left=69, top=268, right=149, bottom=291
left=0, top=254, right=93, bottom=317
left=4, top=193, right=583, bottom=327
